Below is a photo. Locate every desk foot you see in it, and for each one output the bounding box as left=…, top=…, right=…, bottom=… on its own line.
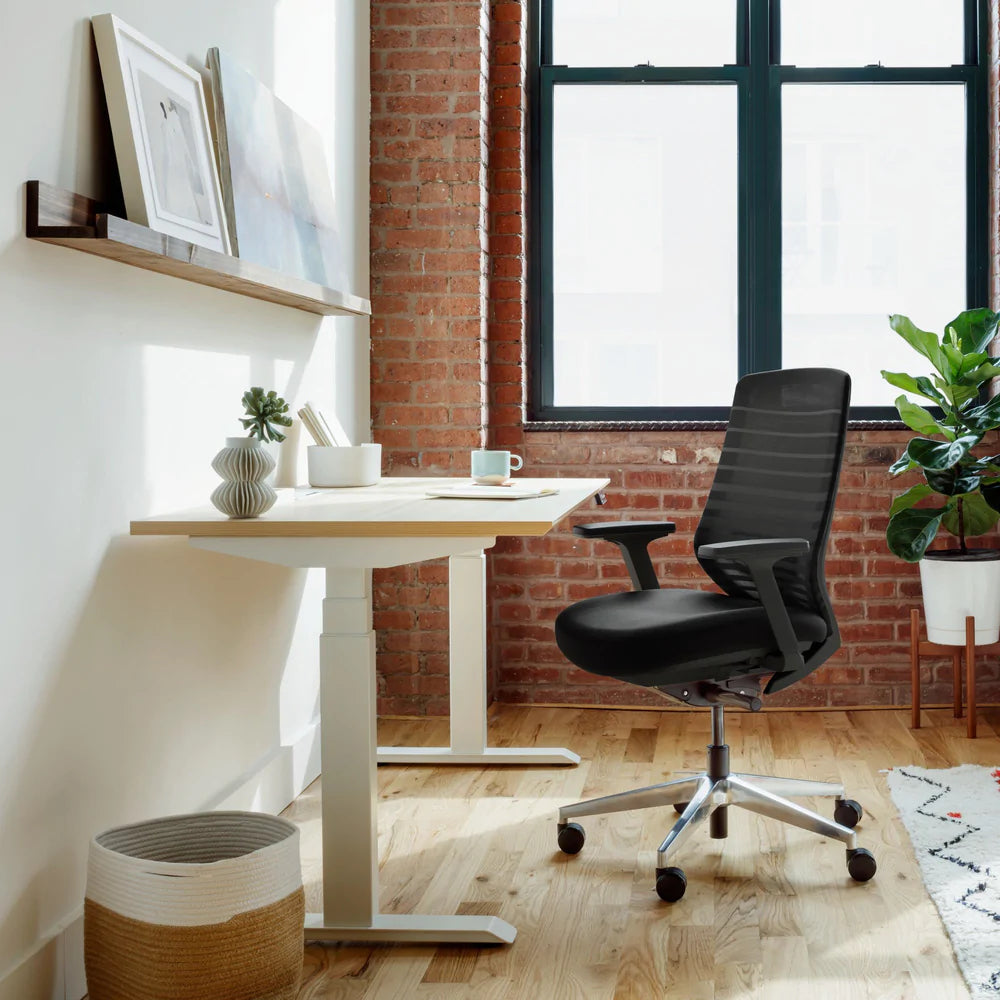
left=376, top=746, right=581, bottom=766
left=304, top=912, right=517, bottom=944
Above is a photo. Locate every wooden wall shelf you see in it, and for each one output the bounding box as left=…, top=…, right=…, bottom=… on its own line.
left=25, top=181, right=371, bottom=318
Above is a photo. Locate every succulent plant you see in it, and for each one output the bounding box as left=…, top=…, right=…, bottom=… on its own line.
left=240, top=387, right=293, bottom=442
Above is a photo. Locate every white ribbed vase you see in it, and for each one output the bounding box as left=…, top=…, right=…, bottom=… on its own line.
left=210, top=437, right=277, bottom=518
left=84, top=812, right=304, bottom=1000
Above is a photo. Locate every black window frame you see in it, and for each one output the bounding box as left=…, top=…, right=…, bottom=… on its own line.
left=527, top=0, right=989, bottom=424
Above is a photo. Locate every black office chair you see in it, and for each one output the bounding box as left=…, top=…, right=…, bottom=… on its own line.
left=553, top=368, right=876, bottom=902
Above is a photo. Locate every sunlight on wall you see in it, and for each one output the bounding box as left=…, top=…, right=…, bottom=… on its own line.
left=273, top=0, right=338, bottom=160
left=142, top=348, right=306, bottom=510
left=143, top=345, right=252, bottom=512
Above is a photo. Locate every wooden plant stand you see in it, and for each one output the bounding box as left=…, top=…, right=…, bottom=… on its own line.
left=909, top=608, right=996, bottom=738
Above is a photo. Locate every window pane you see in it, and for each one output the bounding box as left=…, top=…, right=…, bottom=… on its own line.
left=552, top=0, right=736, bottom=67
left=551, top=85, right=738, bottom=407
left=781, top=0, right=964, bottom=67
left=781, top=85, right=966, bottom=407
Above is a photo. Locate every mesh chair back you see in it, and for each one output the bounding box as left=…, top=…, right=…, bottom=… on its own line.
left=693, top=368, right=850, bottom=645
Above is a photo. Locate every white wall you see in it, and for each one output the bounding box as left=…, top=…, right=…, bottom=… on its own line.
left=0, top=2, right=369, bottom=997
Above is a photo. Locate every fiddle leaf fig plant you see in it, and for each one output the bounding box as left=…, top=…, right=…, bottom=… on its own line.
left=240, top=386, right=293, bottom=442
left=882, top=308, right=1000, bottom=562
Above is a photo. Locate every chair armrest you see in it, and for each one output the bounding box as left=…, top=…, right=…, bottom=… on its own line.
left=573, top=520, right=676, bottom=540
left=697, top=538, right=809, bottom=562
left=573, top=521, right=676, bottom=591
left=697, top=537, right=810, bottom=677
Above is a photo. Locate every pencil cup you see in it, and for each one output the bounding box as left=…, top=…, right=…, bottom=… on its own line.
left=307, top=444, right=381, bottom=487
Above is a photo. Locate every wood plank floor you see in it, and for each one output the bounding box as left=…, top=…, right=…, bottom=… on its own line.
left=289, top=706, right=1000, bottom=1000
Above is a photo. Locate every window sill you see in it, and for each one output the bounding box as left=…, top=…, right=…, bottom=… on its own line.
left=523, top=420, right=908, bottom=433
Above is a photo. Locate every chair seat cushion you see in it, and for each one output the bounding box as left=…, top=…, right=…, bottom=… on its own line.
left=554, top=588, right=829, bottom=686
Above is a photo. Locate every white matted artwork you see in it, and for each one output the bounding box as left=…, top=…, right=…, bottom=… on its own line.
left=207, top=47, right=346, bottom=288
left=91, top=14, right=230, bottom=253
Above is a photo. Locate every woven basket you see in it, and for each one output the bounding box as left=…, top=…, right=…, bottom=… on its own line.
left=84, top=811, right=304, bottom=1000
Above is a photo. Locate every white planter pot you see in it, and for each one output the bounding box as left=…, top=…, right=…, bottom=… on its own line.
left=919, top=552, right=1000, bottom=645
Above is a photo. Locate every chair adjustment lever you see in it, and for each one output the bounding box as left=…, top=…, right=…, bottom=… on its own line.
left=700, top=684, right=762, bottom=712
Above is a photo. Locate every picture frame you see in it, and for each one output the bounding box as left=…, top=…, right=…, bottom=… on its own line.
left=91, top=14, right=231, bottom=254
left=206, top=48, right=346, bottom=287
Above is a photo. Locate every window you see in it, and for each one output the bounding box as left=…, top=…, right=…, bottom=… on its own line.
left=529, top=0, right=988, bottom=421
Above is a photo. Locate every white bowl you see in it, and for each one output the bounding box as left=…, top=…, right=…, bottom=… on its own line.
left=307, top=444, right=381, bottom=487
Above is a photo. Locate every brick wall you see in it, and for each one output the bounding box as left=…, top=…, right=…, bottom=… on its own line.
left=371, top=0, right=1000, bottom=714
left=369, top=0, right=490, bottom=714
left=490, top=430, right=1000, bottom=709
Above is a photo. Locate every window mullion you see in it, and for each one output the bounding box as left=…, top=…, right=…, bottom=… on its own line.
left=745, top=0, right=781, bottom=375
left=967, top=76, right=989, bottom=311
left=967, top=0, right=989, bottom=312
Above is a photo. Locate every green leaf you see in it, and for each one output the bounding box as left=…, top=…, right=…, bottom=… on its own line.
left=881, top=371, right=946, bottom=406
left=936, top=380, right=981, bottom=408
left=958, top=350, right=990, bottom=378
left=889, top=483, right=935, bottom=517
left=886, top=507, right=945, bottom=562
left=914, top=375, right=949, bottom=405
left=906, top=434, right=980, bottom=471
left=946, top=308, right=1000, bottom=355
left=924, top=467, right=981, bottom=496
left=889, top=314, right=953, bottom=379
left=960, top=394, right=1000, bottom=433
left=957, top=361, right=1000, bottom=386
left=941, top=492, right=1000, bottom=538
left=889, top=452, right=919, bottom=476
left=894, top=395, right=953, bottom=438
left=942, top=343, right=965, bottom=378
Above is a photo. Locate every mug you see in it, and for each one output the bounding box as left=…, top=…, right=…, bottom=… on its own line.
left=471, top=449, right=523, bottom=485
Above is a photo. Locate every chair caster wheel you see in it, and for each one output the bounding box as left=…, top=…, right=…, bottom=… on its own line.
left=673, top=802, right=689, bottom=814
left=655, top=866, right=687, bottom=902
left=846, top=847, right=877, bottom=882
left=834, top=798, right=863, bottom=828
left=557, top=822, right=585, bottom=855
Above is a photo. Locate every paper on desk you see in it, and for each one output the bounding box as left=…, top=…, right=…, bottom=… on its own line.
left=425, top=484, right=559, bottom=500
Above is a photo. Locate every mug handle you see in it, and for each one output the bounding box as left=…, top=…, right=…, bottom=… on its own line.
left=510, top=454, right=523, bottom=471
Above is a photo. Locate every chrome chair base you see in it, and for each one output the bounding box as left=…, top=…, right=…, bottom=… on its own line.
left=555, top=706, right=876, bottom=899
left=558, top=770, right=857, bottom=867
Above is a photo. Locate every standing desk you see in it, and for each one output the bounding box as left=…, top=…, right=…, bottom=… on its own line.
left=130, top=476, right=608, bottom=945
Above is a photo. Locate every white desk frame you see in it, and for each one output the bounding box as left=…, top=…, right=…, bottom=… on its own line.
left=133, top=478, right=607, bottom=945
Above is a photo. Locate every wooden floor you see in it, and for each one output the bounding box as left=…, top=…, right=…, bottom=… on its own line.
left=289, top=706, right=1000, bottom=1000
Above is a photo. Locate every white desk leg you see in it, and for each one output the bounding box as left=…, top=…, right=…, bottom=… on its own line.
left=450, top=550, right=488, bottom=755
left=376, top=550, right=580, bottom=768
left=305, top=568, right=516, bottom=945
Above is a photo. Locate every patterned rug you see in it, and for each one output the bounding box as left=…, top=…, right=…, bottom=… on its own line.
left=887, top=764, right=1000, bottom=998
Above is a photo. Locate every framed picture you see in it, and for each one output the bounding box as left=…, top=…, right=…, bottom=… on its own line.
left=91, top=14, right=230, bottom=254
left=207, top=48, right=346, bottom=287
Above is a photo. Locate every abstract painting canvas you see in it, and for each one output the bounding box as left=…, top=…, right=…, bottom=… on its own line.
left=207, top=48, right=347, bottom=289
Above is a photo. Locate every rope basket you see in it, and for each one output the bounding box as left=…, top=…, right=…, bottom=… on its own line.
left=84, top=811, right=304, bottom=1000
